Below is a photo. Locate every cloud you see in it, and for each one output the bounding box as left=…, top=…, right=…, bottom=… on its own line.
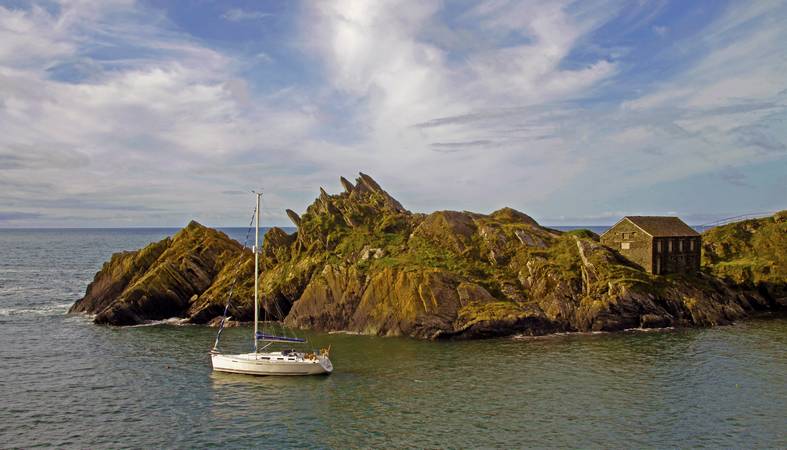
left=221, top=8, right=271, bottom=22
left=297, top=0, right=787, bottom=222
left=255, top=52, right=273, bottom=63
left=430, top=140, right=496, bottom=152
left=718, top=166, right=749, bottom=187
left=1, top=1, right=785, bottom=227
left=299, top=0, right=622, bottom=211
left=731, top=124, right=786, bottom=155
left=0, top=2, right=318, bottom=226
left=0, top=211, right=42, bottom=222
left=651, top=25, right=668, bottom=37
left=0, top=145, right=89, bottom=170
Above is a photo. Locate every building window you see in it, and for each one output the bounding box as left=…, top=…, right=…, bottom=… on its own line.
left=690, top=239, right=695, bottom=251
left=621, top=242, right=630, bottom=250
left=668, top=240, right=673, bottom=252
left=679, top=240, right=683, bottom=252
left=657, top=241, right=662, bottom=253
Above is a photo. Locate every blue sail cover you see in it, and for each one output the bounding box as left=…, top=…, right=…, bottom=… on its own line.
left=256, top=332, right=305, bottom=343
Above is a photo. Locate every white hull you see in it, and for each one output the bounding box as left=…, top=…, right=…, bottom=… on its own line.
left=210, top=194, right=334, bottom=377
left=211, top=352, right=333, bottom=376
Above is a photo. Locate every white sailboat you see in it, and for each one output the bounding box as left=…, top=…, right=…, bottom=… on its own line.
left=210, top=192, right=333, bottom=376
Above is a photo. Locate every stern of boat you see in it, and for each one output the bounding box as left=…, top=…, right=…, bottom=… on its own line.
left=319, top=355, right=333, bottom=374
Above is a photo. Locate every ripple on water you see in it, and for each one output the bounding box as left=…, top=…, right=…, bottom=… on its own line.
left=1, top=229, right=786, bottom=448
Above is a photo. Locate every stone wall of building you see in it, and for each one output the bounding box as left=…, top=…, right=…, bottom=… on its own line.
left=600, top=221, right=653, bottom=273
left=651, top=236, right=701, bottom=274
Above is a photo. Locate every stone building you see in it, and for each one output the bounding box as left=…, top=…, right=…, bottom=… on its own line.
left=600, top=216, right=701, bottom=275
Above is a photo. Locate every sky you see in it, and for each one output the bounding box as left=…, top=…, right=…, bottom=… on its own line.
left=0, top=0, right=785, bottom=227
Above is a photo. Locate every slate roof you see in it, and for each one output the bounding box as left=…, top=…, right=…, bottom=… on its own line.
left=622, top=216, right=700, bottom=237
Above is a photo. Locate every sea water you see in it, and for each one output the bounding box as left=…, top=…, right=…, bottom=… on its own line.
left=0, top=228, right=785, bottom=448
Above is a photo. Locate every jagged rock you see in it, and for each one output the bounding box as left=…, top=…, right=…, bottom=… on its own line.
left=71, top=179, right=786, bottom=339
left=318, top=187, right=331, bottom=211
left=317, top=187, right=341, bottom=216
left=514, top=230, right=546, bottom=248
left=451, top=301, right=554, bottom=339
left=640, top=313, right=673, bottom=328
left=702, top=210, right=787, bottom=301
left=500, top=282, right=526, bottom=302
left=357, top=172, right=383, bottom=193
left=207, top=316, right=241, bottom=327
left=262, top=227, right=296, bottom=264
left=456, top=282, right=496, bottom=306
left=348, top=267, right=462, bottom=339
left=285, top=209, right=301, bottom=227
left=353, top=172, right=408, bottom=213
left=575, top=237, right=601, bottom=296
left=340, top=176, right=354, bottom=194
left=490, top=207, right=539, bottom=227
left=186, top=251, right=254, bottom=324
left=342, top=213, right=360, bottom=228
left=360, top=246, right=385, bottom=261
left=69, top=238, right=171, bottom=316
left=411, top=211, right=478, bottom=254
left=70, top=221, right=243, bottom=325
left=285, top=265, right=364, bottom=332
left=477, top=223, right=507, bottom=264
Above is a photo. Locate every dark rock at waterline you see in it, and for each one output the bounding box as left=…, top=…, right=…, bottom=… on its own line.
left=70, top=174, right=786, bottom=338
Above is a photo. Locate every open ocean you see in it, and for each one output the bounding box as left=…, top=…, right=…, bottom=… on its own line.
left=0, top=227, right=785, bottom=448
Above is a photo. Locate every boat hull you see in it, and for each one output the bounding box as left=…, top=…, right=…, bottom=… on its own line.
left=211, top=352, right=332, bottom=376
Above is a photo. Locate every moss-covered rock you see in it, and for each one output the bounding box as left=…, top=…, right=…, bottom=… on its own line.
left=70, top=221, right=244, bottom=325
left=702, top=211, right=787, bottom=302
left=186, top=250, right=254, bottom=324
left=69, top=237, right=171, bottom=316
left=71, top=176, right=786, bottom=337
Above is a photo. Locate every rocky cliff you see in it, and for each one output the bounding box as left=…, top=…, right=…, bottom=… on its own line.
left=702, top=211, right=787, bottom=300
left=69, top=221, right=246, bottom=325
left=70, top=174, right=786, bottom=338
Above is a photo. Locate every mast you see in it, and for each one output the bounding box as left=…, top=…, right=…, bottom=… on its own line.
left=253, top=191, right=261, bottom=352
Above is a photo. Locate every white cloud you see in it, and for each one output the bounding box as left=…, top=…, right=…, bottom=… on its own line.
left=1, top=0, right=785, bottom=227
left=221, top=8, right=270, bottom=22
left=255, top=52, right=273, bottom=63
left=614, top=1, right=787, bottom=178
left=652, top=25, right=668, bottom=37
left=299, top=0, right=622, bottom=212
left=0, top=2, right=318, bottom=226
left=0, top=6, right=73, bottom=68
left=293, top=0, right=785, bottom=223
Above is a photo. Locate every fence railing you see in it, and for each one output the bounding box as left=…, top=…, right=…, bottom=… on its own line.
left=700, top=212, right=775, bottom=229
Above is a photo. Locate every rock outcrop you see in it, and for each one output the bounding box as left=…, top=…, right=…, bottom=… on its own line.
left=69, top=221, right=244, bottom=325
left=702, top=211, right=787, bottom=304
left=71, top=174, right=786, bottom=338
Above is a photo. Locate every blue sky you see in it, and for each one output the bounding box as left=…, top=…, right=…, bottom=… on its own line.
left=0, top=0, right=785, bottom=227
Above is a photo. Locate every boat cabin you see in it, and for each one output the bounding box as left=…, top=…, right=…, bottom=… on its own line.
left=600, top=216, right=701, bottom=275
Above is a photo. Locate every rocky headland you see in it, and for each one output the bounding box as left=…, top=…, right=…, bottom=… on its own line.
left=69, top=173, right=787, bottom=339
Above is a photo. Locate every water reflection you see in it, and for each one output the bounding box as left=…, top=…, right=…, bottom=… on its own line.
left=2, top=313, right=786, bottom=448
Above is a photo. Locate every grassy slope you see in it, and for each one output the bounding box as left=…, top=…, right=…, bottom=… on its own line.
left=702, top=211, right=787, bottom=286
